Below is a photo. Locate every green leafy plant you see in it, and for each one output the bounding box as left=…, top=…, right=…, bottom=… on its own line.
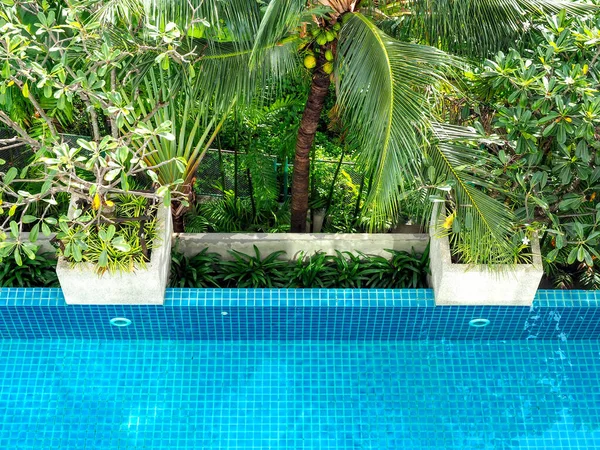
left=132, top=68, right=232, bottom=232
left=450, top=10, right=600, bottom=287
left=0, top=250, right=58, bottom=287
left=56, top=196, right=159, bottom=274
left=287, top=251, right=336, bottom=288
left=219, top=245, right=289, bottom=288
left=320, top=250, right=370, bottom=288
left=362, top=247, right=430, bottom=289
left=169, top=246, right=431, bottom=289
left=248, top=0, right=594, bottom=232
left=0, top=1, right=196, bottom=271
left=193, top=190, right=290, bottom=233
left=169, top=246, right=221, bottom=288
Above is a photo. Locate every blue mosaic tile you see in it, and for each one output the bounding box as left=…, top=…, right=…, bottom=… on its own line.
left=0, top=339, right=599, bottom=449
left=0, top=288, right=599, bottom=340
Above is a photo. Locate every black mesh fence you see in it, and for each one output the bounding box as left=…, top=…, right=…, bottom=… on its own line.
left=312, top=159, right=364, bottom=207
left=194, top=148, right=364, bottom=202
left=1, top=133, right=364, bottom=204
left=0, top=129, right=31, bottom=172
left=194, top=149, right=278, bottom=197
left=0, top=132, right=90, bottom=173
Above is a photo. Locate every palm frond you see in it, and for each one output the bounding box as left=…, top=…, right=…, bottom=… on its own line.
left=250, top=0, right=305, bottom=68
left=142, top=0, right=220, bottom=29
left=132, top=69, right=230, bottom=188
left=92, top=0, right=145, bottom=25
left=142, top=0, right=262, bottom=43
left=427, top=124, right=516, bottom=264
left=379, top=0, right=597, bottom=56
left=189, top=37, right=299, bottom=115
left=335, top=13, right=456, bottom=230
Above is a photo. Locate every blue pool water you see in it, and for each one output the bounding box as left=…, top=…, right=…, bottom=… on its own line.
left=1, top=339, right=600, bottom=449
left=1, top=288, right=600, bottom=449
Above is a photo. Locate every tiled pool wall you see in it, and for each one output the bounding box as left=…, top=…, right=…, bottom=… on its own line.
left=0, top=289, right=598, bottom=340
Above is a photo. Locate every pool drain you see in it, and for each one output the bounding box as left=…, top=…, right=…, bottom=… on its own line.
left=469, top=318, right=490, bottom=328
left=110, top=317, right=132, bottom=327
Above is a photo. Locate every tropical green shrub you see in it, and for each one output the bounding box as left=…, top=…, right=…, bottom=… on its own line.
left=0, top=1, right=192, bottom=270
left=189, top=191, right=290, bottom=233
left=169, top=247, right=221, bottom=288
left=168, top=246, right=430, bottom=289
left=363, top=247, right=430, bottom=289
left=320, top=250, right=369, bottom=288
left=56, top=195, right=159, bottom=274
left=0, top=250, right=58, bottom=287
left=287, top=251, right=337, bottom=288
left=219, top=94, right=306, bottom=161
left=219, top=246, right=289, bottom=288
left=456, top=11, right=600, bottom=287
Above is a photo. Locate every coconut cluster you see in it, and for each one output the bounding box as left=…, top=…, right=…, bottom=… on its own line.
left=302, top=21, right=341, bottom=74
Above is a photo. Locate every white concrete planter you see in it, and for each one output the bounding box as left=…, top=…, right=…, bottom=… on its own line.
left=175, top=231, right=429, bottom=261
left=56, top=205, right=173, bottom=305
left=428, top=206, right=543, bottom=306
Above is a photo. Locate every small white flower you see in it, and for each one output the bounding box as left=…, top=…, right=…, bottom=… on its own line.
left=565, top=76, right=574, bottom=85
left=522, top=236, right=530, bottom=246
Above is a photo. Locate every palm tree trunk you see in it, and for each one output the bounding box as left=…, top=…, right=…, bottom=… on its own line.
left=172, top=205, right=185, bottom=233
left=290, top=52, right=331, bottom=232
left=171, top=180, right=195, bottom=233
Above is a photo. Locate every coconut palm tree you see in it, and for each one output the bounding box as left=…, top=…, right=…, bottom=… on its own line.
left=102, top=0, right=595, bottom=250
left=248, top=0, right=595, bottom=234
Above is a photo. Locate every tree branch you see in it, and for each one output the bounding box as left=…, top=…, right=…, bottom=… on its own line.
left=0, top=111, right=40, bottom=149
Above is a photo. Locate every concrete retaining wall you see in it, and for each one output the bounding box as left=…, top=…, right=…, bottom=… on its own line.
left=174, top=232, right=430, bottom=260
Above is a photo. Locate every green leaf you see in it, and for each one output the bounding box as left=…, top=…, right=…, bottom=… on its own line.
left=161, top=55, right=170, bottom=70
left=105, top=225, right=116, bottom=242
left=14, top=247, right=22, bottom=266
left=29, top=223, right=39, bottom=243
left=163, top=189, right=171, bottom=207
left=584, top=249, right=593, bottom=267
left=40, top=180, right=52, bottom=194
left=427, top=166, right=436, bottom=183
left=546, top=248, right=559, bottom=262
left=147, top=170, right=158, bottom=183
left=577, top=246, right=585, bottom=263
left=111, top=236, right=131, bottom=252
left=4, top=167, right=18, bottom=184
left=9, top=221, right=18, bottom=237
left=567, top=246, right=578, bottom=265
left=120, top=173, right=129, bottom=191
left=21, top=243, right=36, bottom=260
left=22, top=81, right=29, bottom=98
left=559, top=195, right=583, bottom=211
left=98, top=249, right=108, bottom=267
left=104, top=168, right=121, bottom=182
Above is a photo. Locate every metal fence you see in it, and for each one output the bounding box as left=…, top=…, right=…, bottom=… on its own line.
left=194, top=149, right=278, bottom=197
left=195, top=148, right=364, bottom=203
left=0, top=129, right=30, bottom=172
left=0, top=132, right=89, bottom=173
left=1, top=134, right=364, bottom=205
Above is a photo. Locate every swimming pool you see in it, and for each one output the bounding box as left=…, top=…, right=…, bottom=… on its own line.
left=0, top=288, right=599, bottom=449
